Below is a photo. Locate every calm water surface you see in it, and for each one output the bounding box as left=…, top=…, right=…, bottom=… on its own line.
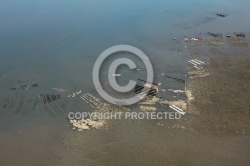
left=1, top=0, right=250, bottom=165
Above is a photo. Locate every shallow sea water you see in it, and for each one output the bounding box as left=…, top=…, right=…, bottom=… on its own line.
left=0, top=0, right=250, bottom=165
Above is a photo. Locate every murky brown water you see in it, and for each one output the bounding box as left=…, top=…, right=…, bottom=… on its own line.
left=1, top=0, right=250, bottom=165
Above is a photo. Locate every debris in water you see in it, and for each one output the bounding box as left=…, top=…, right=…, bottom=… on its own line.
left=207, top=32, right=223, bottom=38
left=139, top=105, right=157, bottom=111
left=135, top=80, right=159, bottom=96
left=112, top=74, right=121, bottom=77
left=80, top=93, right=103, bottom=108
left=216, top=13, right=227, bottom=17
left=10, top=82, right=38, bottom=91
left=188, top=59, right=205, bottom=69
left=188, top=66, right=209, bottom=78
left=235, top=32, right=245, bottom=38
left=169, top=105, right=186, bottom=115
left=157, top=123, right=163, bottom=126
left=185, top=37, right=202, bottom=41
left=70, top=119, right=105, bottom=131
left=76, top=90, right=82, bottom=95
left=40, top=94, right=61, bottom=104
left=53, top=88, right=69, bottom=93
left=138, top=97, right=160, bottom=105
left=164, top=75, right=185, bottom=83
left=67, top=90, right=83, bottom=98
left=10, top=87, right=17, bottom=91
left=192, top=37, right=202, bottom=41
left=32, top=84, right=38, bottom=87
